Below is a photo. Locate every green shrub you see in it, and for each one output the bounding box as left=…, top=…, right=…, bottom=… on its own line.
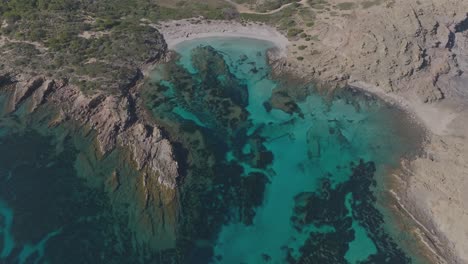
left=336, top=2, right=355, bottom=10
left=287, top=28, right=303, bottom=37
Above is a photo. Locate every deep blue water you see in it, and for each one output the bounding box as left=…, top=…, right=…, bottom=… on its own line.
left=0, top=37, right=424, bottom=264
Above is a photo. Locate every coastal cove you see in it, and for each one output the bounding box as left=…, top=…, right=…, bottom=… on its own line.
left=1, top=0, right=467, bottom=262
left=0, top=32, right=431, bottom=263
left=143, top=37, right=427, bottom=263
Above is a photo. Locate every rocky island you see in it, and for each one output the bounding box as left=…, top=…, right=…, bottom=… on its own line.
left=0, top=0, right=467, bottom=263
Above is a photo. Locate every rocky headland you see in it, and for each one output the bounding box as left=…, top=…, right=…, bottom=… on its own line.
left=0, top=27, right=181, bottom=252
left=1, top=56, right=179, bottom=190
left=0, top=0, right=193, bottom=251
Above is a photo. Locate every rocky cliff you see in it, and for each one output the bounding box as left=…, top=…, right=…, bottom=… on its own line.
left=279, top=0, right=468, bottom=106
left=0, top=28, right=179, bottom=190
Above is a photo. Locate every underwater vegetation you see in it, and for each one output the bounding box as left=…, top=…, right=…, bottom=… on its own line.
left=144, top=38, right=423, bottom=263
left=0, top=37, right=424, bottom=264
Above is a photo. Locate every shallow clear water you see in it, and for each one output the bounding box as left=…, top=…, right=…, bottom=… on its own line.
left=0, top=37, right=423, bottom=264
left=145, top=37, right=423, bottom=263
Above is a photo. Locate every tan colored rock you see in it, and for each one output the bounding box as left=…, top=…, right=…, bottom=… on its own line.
left=4, top=73, right=179, bottom=189
left=277, top=0, right=468, bottom=262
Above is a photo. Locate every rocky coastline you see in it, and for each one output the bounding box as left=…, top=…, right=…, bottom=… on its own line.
left=282, top=2, right=468, bottom=262
left=1, top=60, right=179, bottom=191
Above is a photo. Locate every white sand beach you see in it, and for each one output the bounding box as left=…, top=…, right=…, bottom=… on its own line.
left=154, top=19, right=289, bottom=56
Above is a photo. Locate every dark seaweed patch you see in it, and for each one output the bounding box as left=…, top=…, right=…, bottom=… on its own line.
left=455, top=15, right=468, bottom=33
left=144, top=46, right=274, bottom=263
left=446, top=31, right=456, bottom=49
left=290, top=160, right=411, bottom=264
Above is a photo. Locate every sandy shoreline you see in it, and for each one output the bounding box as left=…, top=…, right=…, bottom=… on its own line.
left=154, top=19, right=289, bottom=56
left=350, top=83, right=468, bottom=264
left=335, top=84, right=452, bottom=264
left=155, top=16, right=468, bottom=263
left=347, top=80, right=460, bottom=136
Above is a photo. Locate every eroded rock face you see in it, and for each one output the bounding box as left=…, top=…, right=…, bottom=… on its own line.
left=281, top=0, right=468, bottom=105
left=8, top=77, right=44, bottom=111
left=1, top=73, right=179, bottom=189
left=0, top=21, right=177, bottom=188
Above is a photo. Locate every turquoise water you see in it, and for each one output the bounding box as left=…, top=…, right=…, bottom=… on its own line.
left=145, top=37, right=423, bottom=263
left=0, top=200, right=14, bottom=259
left=0, top=37, right=423, bottom=263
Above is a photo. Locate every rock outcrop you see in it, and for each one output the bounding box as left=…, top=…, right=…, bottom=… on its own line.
left=1, top=71, right=179, bottom=189
left=274, top=1, right=468, bottom=263
left=0, top=22, right=179, bottom=190
left=282, top=0, right=468, bottom=107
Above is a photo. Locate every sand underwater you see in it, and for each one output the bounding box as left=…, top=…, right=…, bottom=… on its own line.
left=0, top=37, right=425, bottom=263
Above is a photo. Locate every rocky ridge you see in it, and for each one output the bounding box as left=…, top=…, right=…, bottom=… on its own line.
left=276, top=1, right=467, bottom=104
left=0, top=59, right=179, bottom=190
